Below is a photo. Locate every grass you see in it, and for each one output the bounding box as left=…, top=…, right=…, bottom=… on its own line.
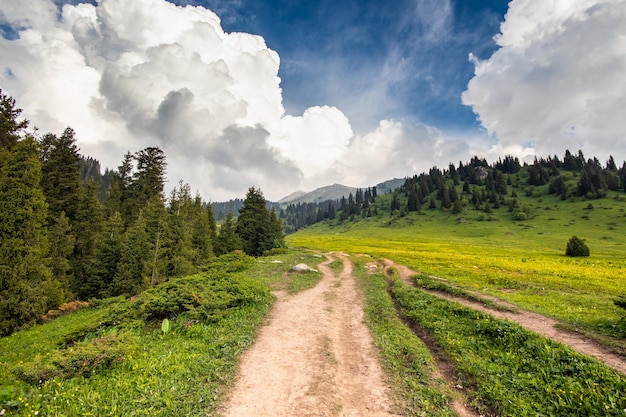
left=0, top=249, right=326, bottom=416
left=249, top=249, right=325, bottom=293
left=389, top=272, right=626, bottom=416
left=351, top=256, right=455, bottom=416
left=287, top=189, right=626, bottom=348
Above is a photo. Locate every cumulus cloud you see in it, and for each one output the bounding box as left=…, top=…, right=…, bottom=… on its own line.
left=463, top=0, right=626, bottom=161
left=0, top=0, right=472, bottom=201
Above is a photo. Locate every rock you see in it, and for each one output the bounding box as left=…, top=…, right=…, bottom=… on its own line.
left=270, top=260, right=283, bottom=264
left=291, top=263, right=317, bottom=273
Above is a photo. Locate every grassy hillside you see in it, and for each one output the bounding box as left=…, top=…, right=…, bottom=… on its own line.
left=288, top=170, right=626, bottom=347
left=0, top=251, right=324, bottom=416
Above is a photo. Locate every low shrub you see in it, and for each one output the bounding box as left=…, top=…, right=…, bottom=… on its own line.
left=566, top=235, right=590, bottom=257
left=202, top=252, right=255, bottom=273
left=13, top=332, right=135, bottom=384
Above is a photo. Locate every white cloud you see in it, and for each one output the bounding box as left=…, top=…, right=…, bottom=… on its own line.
left=463, top=0, right=626, bottom=162
left=0, top=0, right=475, bottom=201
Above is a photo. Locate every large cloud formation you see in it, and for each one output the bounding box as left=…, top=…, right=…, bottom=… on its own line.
left=463, top=0, right=626, bottom=161
left=1, top=0, right=467, bottom=201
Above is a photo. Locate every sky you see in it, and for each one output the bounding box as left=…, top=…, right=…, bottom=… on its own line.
left=1, top=0, right=625, bottom=201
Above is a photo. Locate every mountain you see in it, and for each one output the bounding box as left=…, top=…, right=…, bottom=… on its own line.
left=278, top=184, right=357, bottom=205
left=375, top=178, right=404, bottom=194
left=277, top=190, right=308, bottom=204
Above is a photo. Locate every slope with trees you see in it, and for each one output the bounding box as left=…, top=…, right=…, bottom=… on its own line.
left=0, top=91, right=286, bottom=335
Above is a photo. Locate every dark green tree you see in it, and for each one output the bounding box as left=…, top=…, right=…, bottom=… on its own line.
left=47, top=212, right=75, bottom=300
left=85, top=212, right=124, bottom=298
left=71, top=180, right=104, bottom=299
left=163, top=181, right=196, bottom=277
left=0, top=89, right=29, bottom=150
left=236, top=187, right=285, bottom=256
left=109, top=212, right=150, bottom=296
left=566, top=236, right=590, bottom=257
left=39, top=128, right=82, bottom=221
left=190, top=193, right=216, bottom=264
left=0, top=137, right=54, bottom=335
left=214, top=211, right=242, bottom=256
left=133, top=146, right=167, bottom=208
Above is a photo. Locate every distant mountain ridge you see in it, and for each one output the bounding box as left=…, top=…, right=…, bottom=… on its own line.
left=277, top=178, right=405, bottom=206
left=211, top=178, right=406, bottom=220
left=278, top=184, right=357, bottom=205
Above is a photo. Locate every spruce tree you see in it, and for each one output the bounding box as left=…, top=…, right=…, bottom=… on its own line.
left=236, top=187, right=284, bottom=256
left=86, top=212, right=124, bottom=298
left=190, top=194, right=215, bottom=264
left=110, top=212, right=150, bottom=296
left=39, top=128, right=82, bottom=221
left=0, top=89, right=29, bottom=150
left=214, top=211, right=242, bottom=256
left=47, top=212, right=75, bottom=300
left=0, top=137, right=54, bottom=335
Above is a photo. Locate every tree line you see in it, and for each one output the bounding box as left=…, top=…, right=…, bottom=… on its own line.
left=279, top=151, right=626, bottom=231
left=0, top=90, right=285, bottom=336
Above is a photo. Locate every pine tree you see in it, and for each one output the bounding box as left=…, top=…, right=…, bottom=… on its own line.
left=71, top=180, right=104, bottom=299
left=163, top=181, right=196, bottom=277
left=0, top=89, right=29, bottom=150
left=133, top=147, right=167, bottom=208
left=236, top=187, right=284, bottom=256
left=190, top=194, right=215, bottom=264
left=110, top=212, right=150, bottom=296
left=143, top=197, right=168, bottom=287
left=86, top=212, right=124, bottom=298
left=214, top=211, right=242, bottom=256
left=47, top=212, right=75, bottom=300
left=0, top=137, right=54, bottom=335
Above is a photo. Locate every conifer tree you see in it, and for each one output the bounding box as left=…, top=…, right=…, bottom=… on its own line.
left=86, top=212, right=124, bottom=298
left=47, top=212, right=75, bottom=299
left=71, top=180, right=104, bottom=299
left=214, top=211, right=242, bottom=256
left=236, top=187, right=284, bottom=256
left=0, top=137, right=53, bottom=335
left=190, top=194, right=215, bottom=264
left=0, top=89, right=29, bottom=150
left=164, top=181, right=196, bottom=277
left=110, top=212, right=150, bottom=296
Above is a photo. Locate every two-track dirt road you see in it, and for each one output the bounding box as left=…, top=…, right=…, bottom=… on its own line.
left=220, top=253, right=401, bottom=417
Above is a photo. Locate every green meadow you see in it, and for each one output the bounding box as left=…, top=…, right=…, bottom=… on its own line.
left=288, top=188, right=626, bottom=348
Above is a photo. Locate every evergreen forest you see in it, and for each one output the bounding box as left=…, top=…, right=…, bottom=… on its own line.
left=0, top=91, right=285, bottom=336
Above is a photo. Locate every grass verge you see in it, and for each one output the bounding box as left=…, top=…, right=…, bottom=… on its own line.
left=389, top=274, right=626, bottom=416
left=352, top=257, right=456, bottom=416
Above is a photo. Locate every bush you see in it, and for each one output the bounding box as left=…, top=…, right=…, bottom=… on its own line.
left=13, top=332, right=134, bottom=383
left=109, top=271, right=272, bottom=324
left=566, top=235, right=590, bottom=257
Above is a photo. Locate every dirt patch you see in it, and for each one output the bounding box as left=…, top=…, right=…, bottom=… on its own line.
left=383, top=259, right=626, bottom=376
left=220, top=254, right=401, bottom=416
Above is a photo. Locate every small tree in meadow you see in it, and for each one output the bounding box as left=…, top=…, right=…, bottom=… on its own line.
left=565, top=235, right=590, bottom=257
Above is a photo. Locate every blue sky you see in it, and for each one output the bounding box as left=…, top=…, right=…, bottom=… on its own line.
left=1, top=0, right=625, bottom=200
left=195, top=0, right=509, bottom=133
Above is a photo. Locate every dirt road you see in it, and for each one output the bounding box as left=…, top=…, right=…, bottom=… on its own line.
left=384, top=260, right=626, bottom=376
left=221, top=254, right=400, bottom=416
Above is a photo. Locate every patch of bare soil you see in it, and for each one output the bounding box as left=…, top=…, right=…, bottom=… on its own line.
left=220, top=254, right=401, bottom=416
left=383, top=259, right=626, bottom=376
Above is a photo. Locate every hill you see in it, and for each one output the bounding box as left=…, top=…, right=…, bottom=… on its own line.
left=278, top=183, right=357, bottom=205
